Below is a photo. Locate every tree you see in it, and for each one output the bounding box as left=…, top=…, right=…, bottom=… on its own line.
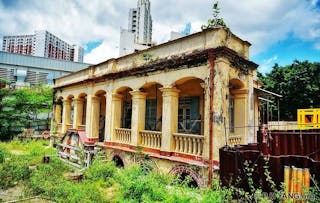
left=0, top=84, right=53, bottom=140
left=259, top=60, right=320, bottom=120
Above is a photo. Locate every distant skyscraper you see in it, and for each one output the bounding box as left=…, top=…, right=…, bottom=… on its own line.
left=128, top=0, right=152, bottom=45
left=2, top=30, right=84, bottom=62
left=119, top=0, right=153, bottom=56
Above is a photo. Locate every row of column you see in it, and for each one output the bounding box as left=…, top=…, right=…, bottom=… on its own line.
left=54, top=86, right=209, bottom=155
left=54, top=96, right=101, bottom=139
left=111, top=87, right=181, bottom=152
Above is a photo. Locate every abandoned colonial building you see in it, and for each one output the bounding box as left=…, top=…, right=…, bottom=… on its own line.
left=52, top=27, right=261, bottom=187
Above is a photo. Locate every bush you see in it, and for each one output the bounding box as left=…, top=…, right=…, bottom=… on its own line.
left=26, top=156, right=107, bottom=203
left=309, top=185, right=320, bottom=203
left=0, top=144, right=8, bottom=163
left=84, top=159, right=116, bottom=184
left=48, top=180, right=106, bottom=203
left=0, top=155, right=31, bottom=189
left=115, top=164, right=170, bottom=202
left=26, top=157, right=68, bottom=195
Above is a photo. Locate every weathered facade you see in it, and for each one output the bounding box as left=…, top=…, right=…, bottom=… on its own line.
left=52, top=28, right=260, bottom=187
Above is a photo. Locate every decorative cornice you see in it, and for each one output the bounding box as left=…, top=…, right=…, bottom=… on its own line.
left=54, top=46, right=258, bottom=90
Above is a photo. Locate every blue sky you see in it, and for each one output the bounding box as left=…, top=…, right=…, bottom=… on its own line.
left=85, top=41, right=103, bottom=54
left=0, top=0, right=319, bottom=73
left=252, top=33, right=320, bottom=73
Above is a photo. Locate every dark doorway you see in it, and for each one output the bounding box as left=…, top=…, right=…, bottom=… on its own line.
left=113, top=155, right=124, bottom=168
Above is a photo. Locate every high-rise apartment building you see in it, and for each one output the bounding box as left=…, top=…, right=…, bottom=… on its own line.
left=128, top=0, right=152, bottom=45
left=2, top=30, right=84, bottom=62
left=119, top=0, right=153, bottom=56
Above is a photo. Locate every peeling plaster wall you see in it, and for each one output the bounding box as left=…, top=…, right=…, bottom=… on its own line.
left=212, top=58, right=230, bottom=160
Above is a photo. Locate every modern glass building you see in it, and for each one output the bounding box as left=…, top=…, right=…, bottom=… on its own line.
left=0, top=51, right=90, bottom=87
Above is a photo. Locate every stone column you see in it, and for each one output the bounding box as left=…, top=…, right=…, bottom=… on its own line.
left=73, top=98, right=84, bottom=129
left=110, top=93, right=123, bottom=141
left=62, top=99, right=72, bottom=133
left=85, top=94, right=92, bottom=137
left=201, top=83, right=210, bottom=158
left=104, top=91, right=112, bottom=141
left=54, top=103, right=62, bottom=124
left=130, top=91, right=147, bottom=146
left=248, top=77, right=254, bottom=143
left=89, top=96, right=100, bottom=139
left=160, top=88, right=180, bottom=152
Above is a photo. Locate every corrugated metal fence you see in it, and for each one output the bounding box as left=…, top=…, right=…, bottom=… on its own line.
left=220, top=130, right=320, bottom=192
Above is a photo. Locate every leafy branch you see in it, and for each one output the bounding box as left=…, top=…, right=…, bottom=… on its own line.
left=201, top=1, right=230, bottom=32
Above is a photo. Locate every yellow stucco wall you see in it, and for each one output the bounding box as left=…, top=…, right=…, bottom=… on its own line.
left=52, top=28, right=259, bottom=179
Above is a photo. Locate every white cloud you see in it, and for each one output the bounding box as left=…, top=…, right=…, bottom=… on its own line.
left=0, top=0, right=319, bottom=64
left=220, top=0, right=320, bottom=55
left=84, top=40, right=118, bottom=64
left=259, top=55, right=278, bottom=74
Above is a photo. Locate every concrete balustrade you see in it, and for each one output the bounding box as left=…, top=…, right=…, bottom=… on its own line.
left=115, top=128, right=132, bottom=144
left=173, top=133, right=204, bottom=156
left=140, top=130, right=162, bottom=149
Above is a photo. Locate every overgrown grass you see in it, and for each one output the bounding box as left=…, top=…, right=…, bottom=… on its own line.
left=4, top=140, right=318, bottom=202
left=0, top=139, right=233, bottom=202
left=0, top=139, right=55, bottom=189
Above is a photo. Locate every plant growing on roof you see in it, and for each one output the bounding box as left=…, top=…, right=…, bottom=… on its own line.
left=201, top=1, right=230, bottom=32
left=142, top=53, right=153, bottom=62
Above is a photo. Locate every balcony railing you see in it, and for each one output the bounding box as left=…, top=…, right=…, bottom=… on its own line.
left=140, top=130, right=162, bottom=149
left=228, top=135, right=242, bottom=146
left=115, top=128, right=131, bottom=144
left=173, top=133, right=204, bottom=156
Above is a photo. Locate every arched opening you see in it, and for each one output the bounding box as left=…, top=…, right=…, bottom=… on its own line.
left=140, top=82, right=163, bottom=131
left=112, top=155, right=124, bottom=168
left=117, top=87, right=133, bottom=129
left=95, top=90, right=106, bottom=142
left=170, top=165, right=200, bottom=188
left=177, top=172, right=199, bottom=188
left=174, top=77, right=205, bottom=135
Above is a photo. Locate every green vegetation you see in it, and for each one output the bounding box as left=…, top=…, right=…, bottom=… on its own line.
left=201, top=1, right=229, bottom=31
left=1, top=140, right=318, bottom=202
left=0, top=84, right=52, bottom=140
left=0, top=140, right=233, bottom=202
left=259, top=60, right=320, bottom=120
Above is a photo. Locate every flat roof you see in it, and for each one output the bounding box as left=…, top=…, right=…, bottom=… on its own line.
left=0, top=51, right=90, bottom=72
left=254, top=87, right=282, bottom=98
